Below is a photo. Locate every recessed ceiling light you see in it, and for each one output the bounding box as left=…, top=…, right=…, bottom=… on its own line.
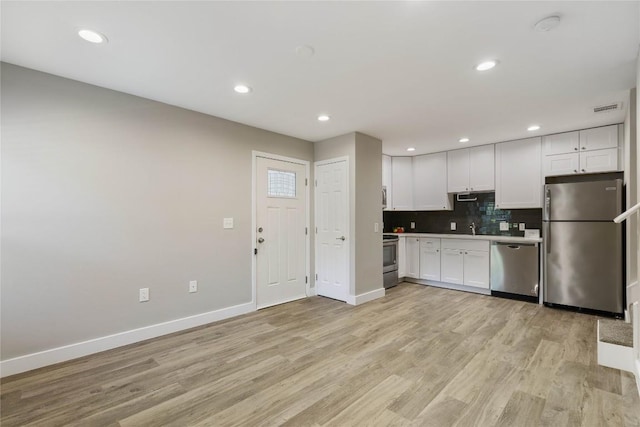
left=78, top=29, right=107, bottom=44
left=527, top=125, right=541, bottom=131
left=475, top=60, right=497, bottom=71
left=407, top=147, right=416, bottom=152
left=317, top=115, right=330, bottom=122
left=295, top=45, right=315, bottom=59
left=534, top=16, right=561, bottom=32
left=234, top=85, right=251, bottom=94
left=459, top=137, right=470, bottom=143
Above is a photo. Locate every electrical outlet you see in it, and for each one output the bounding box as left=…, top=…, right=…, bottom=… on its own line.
left=519, top=223, right=526, bottom=231
left=189, top=280, right=198, bottom=293
left=450, top=222, right=456, bottom=231
left=223, top=218, right=234, bottom=229
left=410, top=222, right=416, bottom=229
left=139, top=288, right=149, bottom=302
left=499, top=222, right=509, bottom=231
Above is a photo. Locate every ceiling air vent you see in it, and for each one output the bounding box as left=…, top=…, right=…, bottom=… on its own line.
left=593, top=102, right=622, bottom=114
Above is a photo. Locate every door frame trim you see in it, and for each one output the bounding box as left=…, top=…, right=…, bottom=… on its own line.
left=252, top=151, right=311, bottom=310
left=314, top=156, right=351, bottom=302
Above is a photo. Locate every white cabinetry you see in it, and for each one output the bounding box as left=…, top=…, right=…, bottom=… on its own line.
left=419, top=238, right=441, bottom=281
left=463, top=250, right=490, bottom=288
left=440, top=239, right=490, bottom=289
left=495, top=137, right=542, bottom=209
left=441, top=248, right=464, bottom=284
left=543, top=125, right=620, bottom=177
left=544, top=131, right=579, bottom=155
left=382, top=155, right=392, bottom=211
left=405, top=237, right=420, bottom=279
left=413, top=153, right=452, bottom=210
left=580, top=125, right=619, bottom=151
left=398, top=236, right=406, bottom=278
left=391, top=157, right=413, bottom=210
left=447, top=145, right=495, bottom=193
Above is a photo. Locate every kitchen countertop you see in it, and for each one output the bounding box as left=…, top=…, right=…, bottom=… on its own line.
left=384, top=232, right=542, bottom=244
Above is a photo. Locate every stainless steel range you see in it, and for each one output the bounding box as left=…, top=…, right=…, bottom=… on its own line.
left=383, top=235, right=398, bottom=289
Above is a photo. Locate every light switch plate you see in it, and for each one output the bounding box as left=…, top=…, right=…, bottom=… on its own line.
left=450, top=222, right=456, bottom=231
left=499, top=222, right=509, bottom=231
left=223, top=218, right=234, bottom=229
left=519, top=223, right=526, bottom=231
left=374, top=223, right=379, bottom=233
left=189, top=280, right=198, bottom=293
left=139, top=288, right=149, bottom=302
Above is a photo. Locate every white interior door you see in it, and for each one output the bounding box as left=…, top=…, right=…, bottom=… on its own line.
left=315, top=159, right=349, bottom=302
left=256, top=156, right=307, bottom=309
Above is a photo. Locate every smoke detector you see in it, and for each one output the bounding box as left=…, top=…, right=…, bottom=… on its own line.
left=593, top=102, right=623, bottom=114
left=534, top=16, right=561, bottom=32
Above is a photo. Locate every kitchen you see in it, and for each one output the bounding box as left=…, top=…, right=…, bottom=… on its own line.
left=382, top=123, right=626, bottom=314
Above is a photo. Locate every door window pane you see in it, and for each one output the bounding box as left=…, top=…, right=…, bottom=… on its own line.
left=268, top=169, right=296, bottom=198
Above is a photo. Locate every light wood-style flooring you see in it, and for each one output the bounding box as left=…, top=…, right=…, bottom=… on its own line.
left=2, top=283, right=639, bottom=426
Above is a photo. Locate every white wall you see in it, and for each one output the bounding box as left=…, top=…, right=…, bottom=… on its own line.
left=1, top=63, right=314, bottom=362
left=314, top=132, right=383, bottom=297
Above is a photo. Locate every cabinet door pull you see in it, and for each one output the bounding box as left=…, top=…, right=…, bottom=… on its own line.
left=574, top=147, right=578, bottom=151
left=581, top=169, right=585, bottom=172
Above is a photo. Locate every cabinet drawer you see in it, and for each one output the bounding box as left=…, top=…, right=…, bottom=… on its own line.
left=419, top=238, right=441, bottom=249
left=441, top=239, right=489, bottom=252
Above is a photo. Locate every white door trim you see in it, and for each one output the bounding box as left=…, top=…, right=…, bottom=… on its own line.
left=314, top=156, right=350, bottom=301
left=252, top=151, right=311, bottom=310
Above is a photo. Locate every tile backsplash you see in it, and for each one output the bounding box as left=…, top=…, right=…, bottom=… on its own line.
left=383, top=192, right=542, bottom=236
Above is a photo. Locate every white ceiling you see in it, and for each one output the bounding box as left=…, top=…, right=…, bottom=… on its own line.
left=2, top=1, right=639, bottom=155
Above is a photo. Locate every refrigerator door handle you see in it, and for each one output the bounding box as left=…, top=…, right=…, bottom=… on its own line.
left=544, top=186, right=550, bottom=221
left=544, top=222, right=550, bottom=254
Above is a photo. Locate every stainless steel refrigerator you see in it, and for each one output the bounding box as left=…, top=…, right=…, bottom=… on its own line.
left=543, top=177, right=623, bottom=314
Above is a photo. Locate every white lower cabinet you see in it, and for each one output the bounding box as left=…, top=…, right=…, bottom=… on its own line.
left=398, top=236, right=406, bottom=278
left=441, top=239, right=490, bottom=289
left=419, top=238, right=441, bottom=281
left=441, top=248, right=464, bottom=284
left=462, top=250, right=490, bottom=289
left=405, top=237, right=420, bottom=279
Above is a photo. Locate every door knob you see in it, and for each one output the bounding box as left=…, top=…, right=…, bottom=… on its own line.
left=336, top=236, right=346, bottom=241
left=258, top=237, right=265, bottom=243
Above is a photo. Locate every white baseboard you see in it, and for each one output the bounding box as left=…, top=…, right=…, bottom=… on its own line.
left=404, top=278, right=491, bottom=296
left=346, top=288, right=385, bottom=306
left=0, top=302, right=255, bottom=378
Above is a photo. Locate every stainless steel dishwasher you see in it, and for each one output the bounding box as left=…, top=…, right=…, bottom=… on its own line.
left=490, top=242, right=539, bottom=302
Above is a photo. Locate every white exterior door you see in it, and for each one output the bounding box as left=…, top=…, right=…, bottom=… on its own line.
left=256, top=156, right=307, bottom=309
left=315, top=159, right=349, bottom=302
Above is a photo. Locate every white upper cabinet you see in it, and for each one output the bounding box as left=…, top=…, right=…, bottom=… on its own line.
left=413, top=152, right=452, bottom=210
left=447, top=149, right=470, bottom=193
left=543, top=125, right=620, bottom=177
left=382, top=155, right=392, bottom=211
left=580, top=148, right=619, bottom=173
left=391, top=157, right=413, bottom=210
left=544, top=152, right=580, bottom=176
left=543, top=131, right=579, bottom=155
left=579, top=125, right=619, bottom=151
left=495, top=137, right=542, bottom=209
left=447, top=145, right=495, bottom=193
left=469, top=145, right=495, bottom=192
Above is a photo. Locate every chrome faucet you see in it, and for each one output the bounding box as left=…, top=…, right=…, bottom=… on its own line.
left=470, top=222, right=476, bottom=236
